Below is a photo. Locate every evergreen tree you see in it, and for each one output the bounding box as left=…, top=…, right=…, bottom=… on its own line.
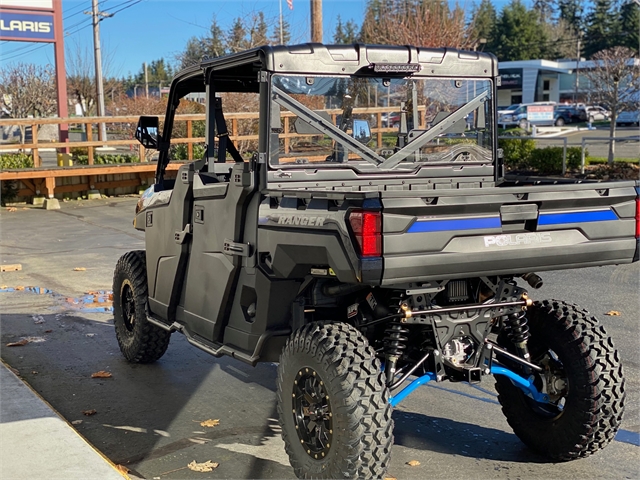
left=470, top=0, right=497, bottom=51
left=228, top=18, right=248, bottom=53
left=333, top=16, right=359, bottom=44
left=557, top=0, right=584, bottom=32
left=492, top=0, right=552, bottom=61
left=532, top=0, right=555, bottom=21
left=248, top=12, right=269, bottom=47
left=584, top=0, right=621, bottom=57
left=270, top=19, right=291, bottom=45
left=619, top=0, right=639, bottom=53
left=206, top=17, right=227, bottom=58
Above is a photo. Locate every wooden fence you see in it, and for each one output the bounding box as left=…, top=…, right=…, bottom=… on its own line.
left=0, top=107, right=408, bottom=201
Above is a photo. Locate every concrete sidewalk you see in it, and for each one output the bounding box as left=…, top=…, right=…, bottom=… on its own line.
left=0, top=362, right=125, bottom=480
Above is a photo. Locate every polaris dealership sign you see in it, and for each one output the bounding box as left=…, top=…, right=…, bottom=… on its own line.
left=0, top=11, right=53, bottom=40
left=0, top=0, right=55, bottom=42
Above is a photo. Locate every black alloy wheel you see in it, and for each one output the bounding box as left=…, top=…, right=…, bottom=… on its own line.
left=292, top=367, right=333, bottom=459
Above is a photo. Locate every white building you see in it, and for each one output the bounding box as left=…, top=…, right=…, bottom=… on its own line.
left=497, top=58, right=639, bottom=108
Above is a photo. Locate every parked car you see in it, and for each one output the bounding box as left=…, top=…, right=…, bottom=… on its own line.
left=554, top=105, right=585, bottom=125
left=615, top=110, right=639, bottom=126
left=585, top=105, right=610, bottom=121
left=498, top=102, right=556, bottom=128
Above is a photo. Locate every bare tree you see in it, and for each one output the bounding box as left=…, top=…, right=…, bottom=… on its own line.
left=0, top=63, right=57, bottom=144
left=66, top=39, right=122, bottom=116
left=360, top=0, right=474, bottom=49
left=582, top=46, right=640, bottom=164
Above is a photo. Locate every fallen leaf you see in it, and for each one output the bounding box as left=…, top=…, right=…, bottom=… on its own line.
left=91, top=371, right=112, bottom=378
left=200, top=419, right=220, bottom=428
left=6, top=207, right=17, bottom=212
left=82, top=409, right=97, bottom=416
left=8, top=367, right=20, bottom=376
left=115, top=465, right=129, bottom=474
left=384, top=477, right=398, bottom=480
left=605, top=310, right=621, bottom=316
left=44, top=330, right=53, bottom=333
left=15, top=286, right=25, bottom=291
left=32, top=371, right=38, bottom=375
left=187, top=460, right=219, bottom=473
left=71, top=420, right=83, bottom=425
left=6, top=339, right=29, bottom=347
left=407, top=460, right=421, bottom=467
left=73, top=267, right=87, bottom=271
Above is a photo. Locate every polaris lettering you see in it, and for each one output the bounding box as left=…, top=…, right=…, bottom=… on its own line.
left=0, top=20, right=51, bottom=33
left=484, top=232, right=552, bottom=247
left=0, top=13, right=55, bottom=41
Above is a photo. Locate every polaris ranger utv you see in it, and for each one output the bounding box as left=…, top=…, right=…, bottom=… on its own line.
left=113, top=44, right=638, bottom=479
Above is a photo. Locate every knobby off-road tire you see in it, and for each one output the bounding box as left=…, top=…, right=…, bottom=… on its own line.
left=495, top=300, right=625, bottom=461
left=113, top=251, right=170, bottom=363
left=277, top=322, right=393, bottom=479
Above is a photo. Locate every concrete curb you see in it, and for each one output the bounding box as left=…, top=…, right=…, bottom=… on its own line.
left=0, top=361, right=127, bottom=480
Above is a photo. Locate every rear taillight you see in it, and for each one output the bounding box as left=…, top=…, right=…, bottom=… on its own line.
left=636, top=198, right=640, bottom=238
left=349, top=210, right=382, bottom=257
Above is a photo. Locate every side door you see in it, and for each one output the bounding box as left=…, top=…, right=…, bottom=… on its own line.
left=179, top=162, right=257, bottom=342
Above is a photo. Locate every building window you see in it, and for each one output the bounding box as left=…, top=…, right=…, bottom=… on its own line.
left=512, top=95, right=522, bottom=104
left=543, top=80, right=550, bottom=91
left=542, top=93, right=550, bottom=101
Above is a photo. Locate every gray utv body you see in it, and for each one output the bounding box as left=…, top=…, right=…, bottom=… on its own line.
left=116, top=43, right=638, bottom=479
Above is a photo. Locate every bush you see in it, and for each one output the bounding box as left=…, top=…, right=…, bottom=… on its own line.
left=527, top=146, right=584, bottom=174
left=0, top=152, right=34, bottom=169
left=73, top=153, right=140, bottom=165
left=499, top=137, right=535, bottom=168
left=169, top=143, right=206, bottom=161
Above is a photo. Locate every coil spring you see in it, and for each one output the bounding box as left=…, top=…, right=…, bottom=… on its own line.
left=384, top=322, right=409, bottom=356
left=505, top=310, right=530, bottom=344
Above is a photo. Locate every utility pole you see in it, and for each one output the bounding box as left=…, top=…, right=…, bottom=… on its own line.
left=310, top=0, right=322, bottom=43
left=85, top=1, right=112, bottom=142
left=144, top=62, right=149, bottom=98
left=574, top=33, right=582, bottom=105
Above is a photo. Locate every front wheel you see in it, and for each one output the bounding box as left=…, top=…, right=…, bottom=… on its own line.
left=113, top=251, right=170, bottom=363
left=495, top=300, right=625, bottom=461
left=277, top=322, right=393, bottom=479
left=555, top=117, right=565, bottom=126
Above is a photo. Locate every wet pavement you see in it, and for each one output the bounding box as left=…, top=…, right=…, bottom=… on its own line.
left=1, top=197, right=639, bottom=479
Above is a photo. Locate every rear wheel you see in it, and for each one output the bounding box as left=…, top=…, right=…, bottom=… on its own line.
left=277, top=322, right=393, bottom=479
left=113, top=251, right=170, bottom=363
left=495, top=300, right=625, bottom=460
left=555, top=117, right=565, bottom=126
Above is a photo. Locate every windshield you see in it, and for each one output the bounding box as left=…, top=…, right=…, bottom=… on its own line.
left=269, top=75, right=493, bottom=171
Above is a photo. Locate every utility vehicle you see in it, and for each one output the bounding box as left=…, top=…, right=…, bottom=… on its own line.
left=113, top=44, right=638, bottom=479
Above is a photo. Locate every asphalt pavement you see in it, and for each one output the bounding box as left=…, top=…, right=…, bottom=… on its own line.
left=0, top=197, right=639, bottom=479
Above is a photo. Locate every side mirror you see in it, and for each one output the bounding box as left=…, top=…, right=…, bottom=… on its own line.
left=352, top=119, right=371, bottom=144
left=135, top=116, right=161, bottom=149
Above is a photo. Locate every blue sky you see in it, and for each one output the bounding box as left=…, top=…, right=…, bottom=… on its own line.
left=0, top=0, right=530, bottom=78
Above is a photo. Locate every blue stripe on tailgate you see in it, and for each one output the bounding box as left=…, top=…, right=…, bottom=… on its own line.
left=407, top=216, right=501, bottom=233
left=538, top=209, right=618, bottom=225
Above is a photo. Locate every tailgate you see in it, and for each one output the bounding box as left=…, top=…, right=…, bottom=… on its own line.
left=380, top=182, right=639, bottom=285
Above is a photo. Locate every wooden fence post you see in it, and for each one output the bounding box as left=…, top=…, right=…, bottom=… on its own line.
left=86, top=123, right=94, bottom=165
left=187, top=120, right=193, bottom=160
left=32, top=123, right=40, bottom=167
left=283, top=117, right=290, bottom=154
